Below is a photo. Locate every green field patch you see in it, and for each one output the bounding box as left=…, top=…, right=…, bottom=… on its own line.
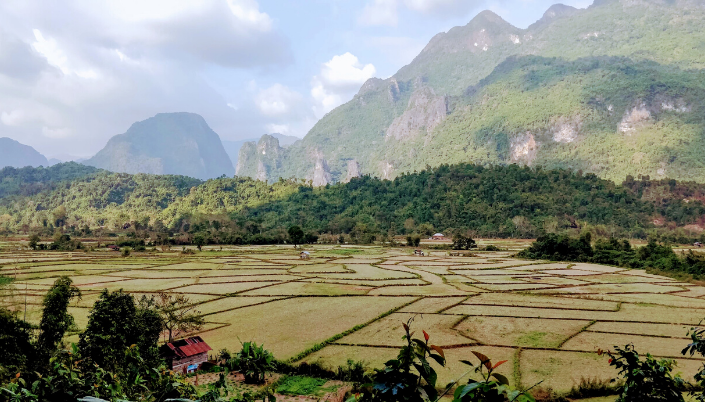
left=275, top=375, right=338, bottom=397
left=336, top=313, right=469, bottom=347
left=520, top=350, right=617, bottom=393
left=204, top=296, right=415, bottom=360
left=241, top=281, right=372, bottom=296
left=562, top=331, right=692, bottom=357
left=175, top=281, right=276, bottom=295
left=398, top=296, right=468, bottom=313
left=457, top=316, right=591, bottom=348
left=588, top=321, right=691, bottom=338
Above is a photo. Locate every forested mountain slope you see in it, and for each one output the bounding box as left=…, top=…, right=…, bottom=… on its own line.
left=237, top=0, right=705, bottom=184
left=1, top=163, right=704, bottom=240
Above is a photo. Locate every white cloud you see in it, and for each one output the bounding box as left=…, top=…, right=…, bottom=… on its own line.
left=359, top=0, right=476, bottom=25
left=311, top=53, right=376, bottom=117
left=0, top=0, right=292, bottom=156
left=255, top=84, right=304, bottom=117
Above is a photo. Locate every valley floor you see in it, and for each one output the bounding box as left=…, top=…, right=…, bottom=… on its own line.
left=2, top=242, right=704, bottom=398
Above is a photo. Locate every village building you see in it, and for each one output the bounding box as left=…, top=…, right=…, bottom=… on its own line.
left=160, top=336, right=212, bottom=373
left=431, top=233, right=446, bottom=240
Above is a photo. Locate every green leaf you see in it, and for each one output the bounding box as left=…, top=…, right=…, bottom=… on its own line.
left=492, top=373, right=510, bottom=385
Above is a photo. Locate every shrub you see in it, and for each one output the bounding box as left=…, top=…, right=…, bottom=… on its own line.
left=352, top=317, right=446, bottom=402
left=452, top=351, right=535, bottom=402
left=228, top=341, right=276, bottom=384
left=602, top=344, right=684, bottom=402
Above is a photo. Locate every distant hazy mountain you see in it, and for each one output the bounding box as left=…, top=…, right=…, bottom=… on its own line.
left=223, top=133, right=299, bottom=168
left=0, top=137, right=49, bottom=168
left=237, top=0, right=705, bottom=184
left=85, top=113, right=234, bottom=180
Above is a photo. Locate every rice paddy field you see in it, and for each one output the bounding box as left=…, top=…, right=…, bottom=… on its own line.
left=2, top=239, right=704, bottom=399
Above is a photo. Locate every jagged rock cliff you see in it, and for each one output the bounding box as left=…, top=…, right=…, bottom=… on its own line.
left=236, top=0, right=705, bottom=184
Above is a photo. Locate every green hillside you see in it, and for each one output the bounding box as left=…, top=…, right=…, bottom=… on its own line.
left=237, top=0, right=705, bottom=184
left=1, top=164, right=704, bottom=242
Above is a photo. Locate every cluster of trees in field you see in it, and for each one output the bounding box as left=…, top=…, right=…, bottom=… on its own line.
left=3, top=277, right=705, bottom=401
left=0, top=277, right=207, bottom=401
left=1, top=163, right=705, bottom=246
left=519, top=233, right=705, bottom=277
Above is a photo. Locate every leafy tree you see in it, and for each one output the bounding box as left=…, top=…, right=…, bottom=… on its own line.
left=452, top=235, right=476, bottom=251
left=28, top=235, right=40, bottom=251
left=155, top=292, right=205, bottom=343
left=288, top=226, right=305, bottom=249
left=36, top=277, right=81, bottom=358
left=193, top=234, right=206, bottom=251
left=0, top=308, right=35, bottom=377
left=78, top=290, right=164, bottom=373
left=603, top=344, right=684, bottom=402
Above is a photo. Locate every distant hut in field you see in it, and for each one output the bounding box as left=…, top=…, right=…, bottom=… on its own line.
left=107, top=245, right=120, bottom=251
left=431, top=233, right=446, bottom=240
left=160, top=336, right=212, bottom=373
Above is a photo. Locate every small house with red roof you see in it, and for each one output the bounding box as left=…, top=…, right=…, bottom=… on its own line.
left=161, top=336, right=212, bottom=373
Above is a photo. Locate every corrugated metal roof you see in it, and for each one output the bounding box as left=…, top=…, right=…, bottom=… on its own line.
left=163, top=336, right=212, bottom=358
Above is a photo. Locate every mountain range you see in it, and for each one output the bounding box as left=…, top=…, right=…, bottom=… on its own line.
left=84, top=113, right=235, bottom=180
left=237, top=0, right=705, bottom=184
left=0, top=137, right=49, bottom=168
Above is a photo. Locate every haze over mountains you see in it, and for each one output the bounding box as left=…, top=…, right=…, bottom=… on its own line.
left=83, top=113, right=234, bottom=180
left=237, top=0, right=705, bottom=184
left=0, top=137, right=49, bottom=168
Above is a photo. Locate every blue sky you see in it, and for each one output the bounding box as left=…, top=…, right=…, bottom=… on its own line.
left=0, top=0, right=591, bottom=159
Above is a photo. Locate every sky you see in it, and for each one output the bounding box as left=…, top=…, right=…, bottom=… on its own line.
left=0, top=0, right=592, bottom=160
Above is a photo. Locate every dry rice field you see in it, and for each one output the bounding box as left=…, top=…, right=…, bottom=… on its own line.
left=2, top=242, right=704, bottom=396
